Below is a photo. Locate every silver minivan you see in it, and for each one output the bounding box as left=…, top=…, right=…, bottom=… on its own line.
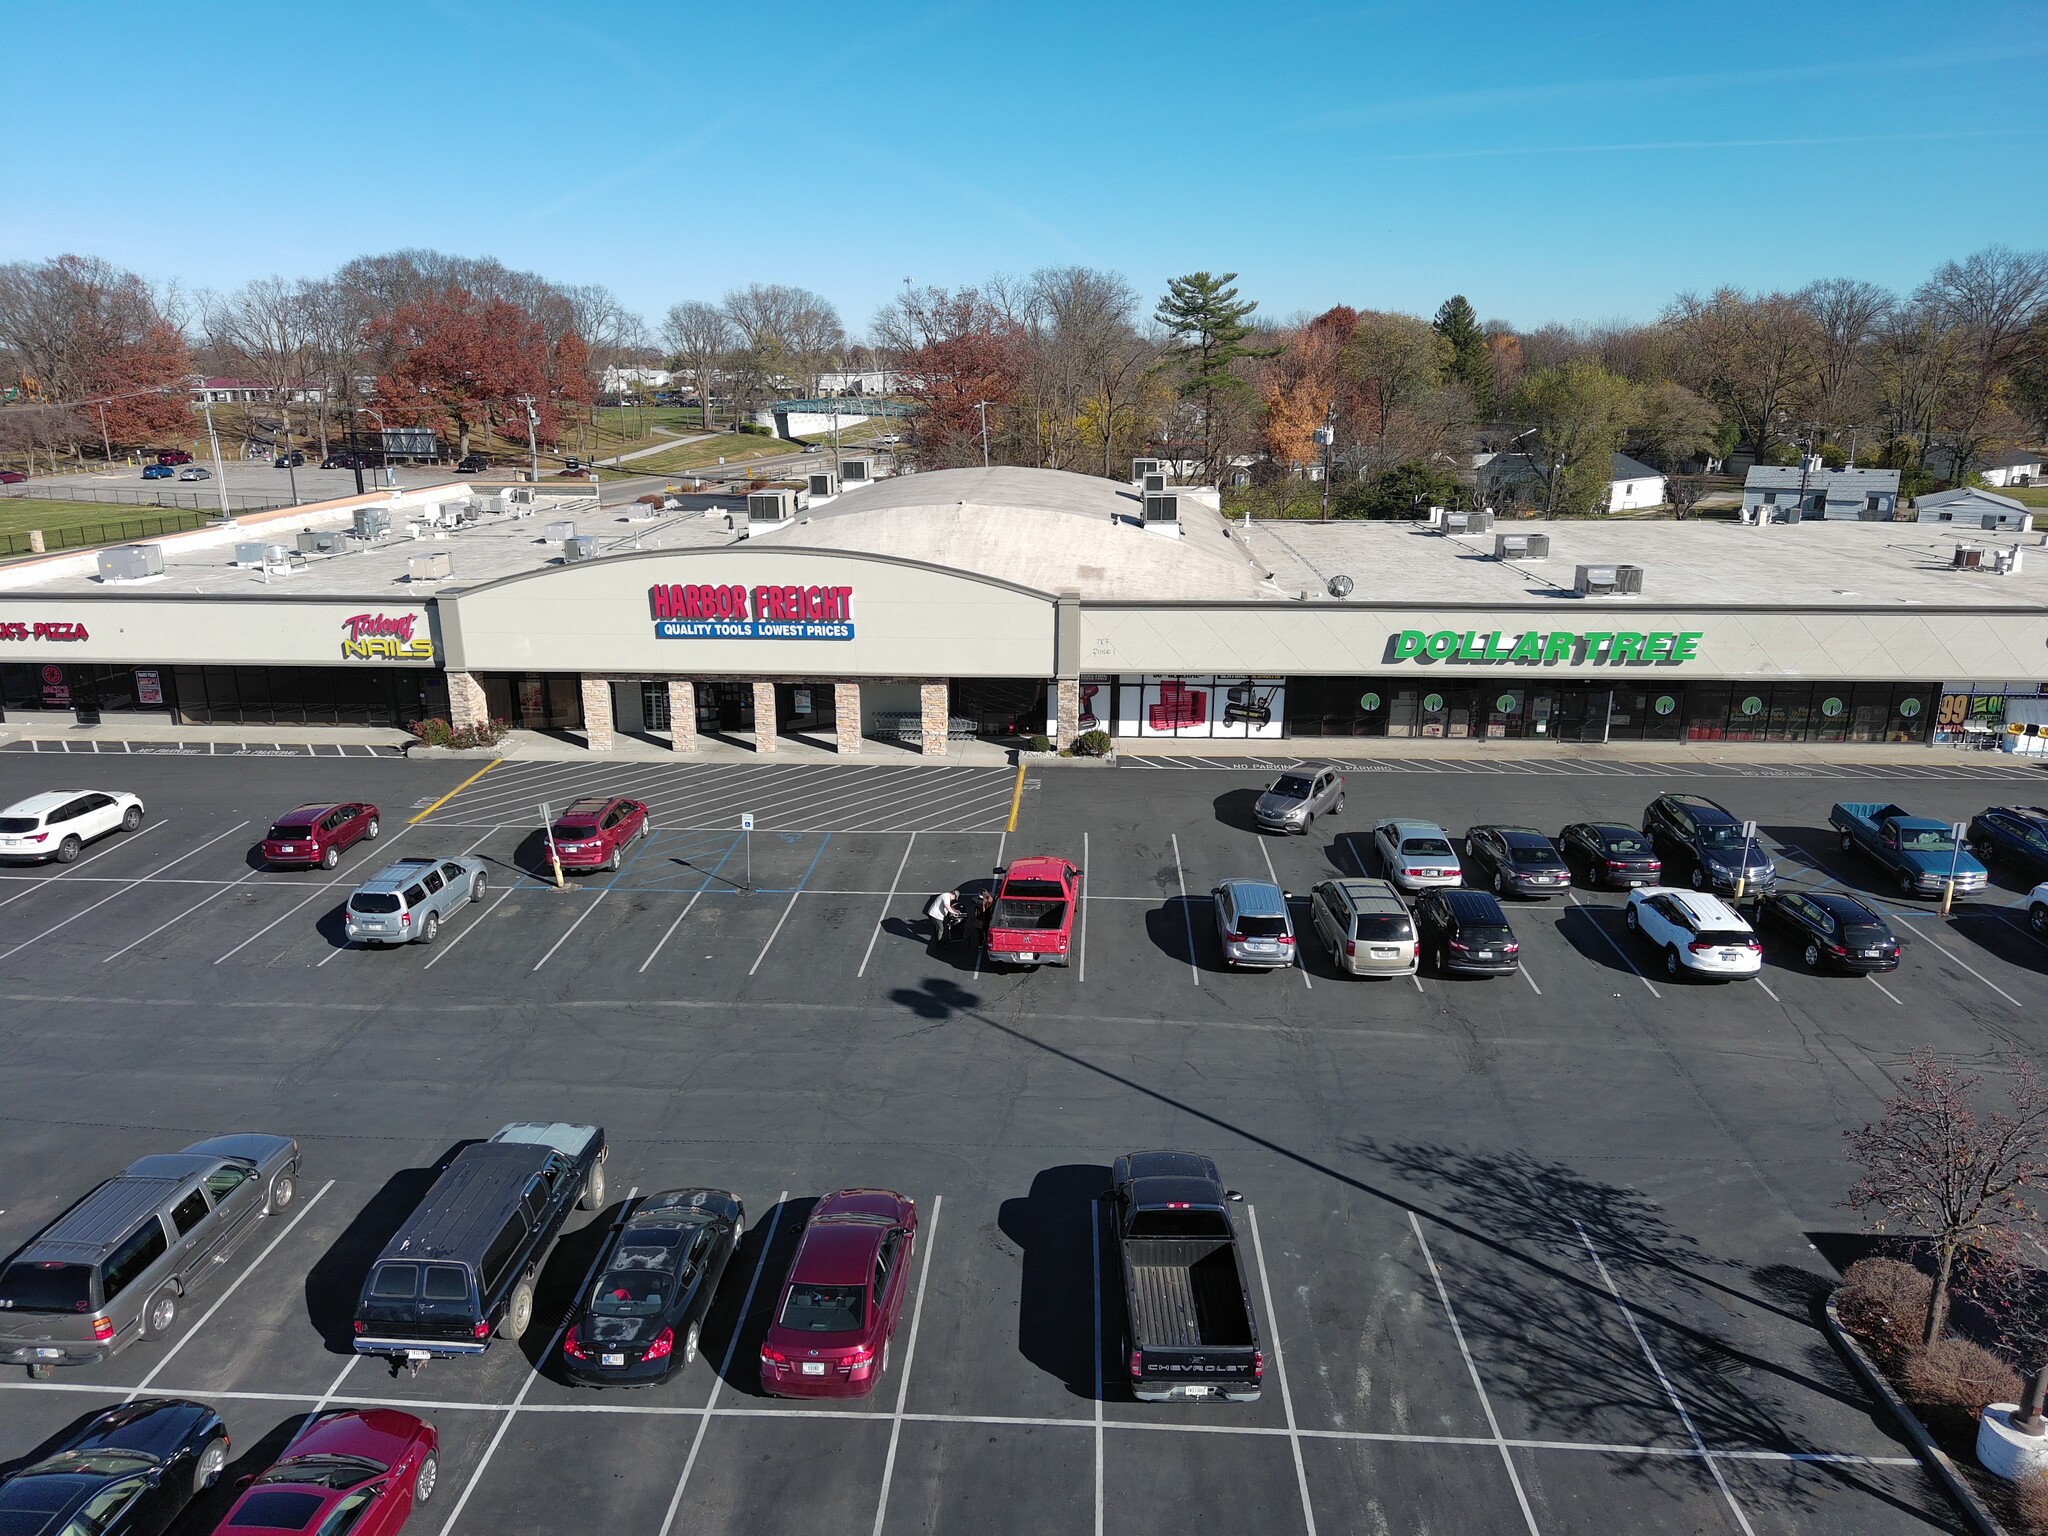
left=0, top=1134, right=300, bottom=1377
left=1211, top=878, right=1297, bottom=969
left=1308, top=878, right=1419, bottom=977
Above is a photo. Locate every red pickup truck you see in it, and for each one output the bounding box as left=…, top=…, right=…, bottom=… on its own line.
left=984, top=856, right=1081, bottom=968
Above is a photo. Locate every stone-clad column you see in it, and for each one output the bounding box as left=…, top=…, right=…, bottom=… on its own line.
left=752, top=681, right=778, bottom=753
left=448, top=671, right=488, bottom=731
left=668, top=680, right=697, bottom=753
left=580, top=677, right=614, bottom=751
left=920, top=681, right=948, bottom=757
left=1055, top=678, right=1080, bottom=748
left=835, top=682, right=862, bottom=755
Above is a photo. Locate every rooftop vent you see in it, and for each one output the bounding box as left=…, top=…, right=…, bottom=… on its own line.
left=353, top=506, right=391, bottom=539
left=408, top=551, right=453, bottom=582
left=841, top=458, right=872, bottom=483
left=1141, top=491, right=1181, bottom=537
left=747, top=488, right=798, bottom=526
left=1574, top=562, right=1618, bottom=596
left=543, top=519, right=577, bottom=543
left=1141, top=471, right=1168, bottom=494
left=233, top=541, right=268, bottom=569
left=295, top=529, right=345, bottom=556
left=1132, top=457, right=1163, bottom=483
left=1495, top=532, right=1550, bottom=560
left=1326, top=574, right=1354, bottom=598
left=97, top=544, right=166, bottom=583
left=1953, top=544, right=1984, bottom=570
left=563, top=535, right=600, bottom=562
left=807, top=470, right=839, bottom=498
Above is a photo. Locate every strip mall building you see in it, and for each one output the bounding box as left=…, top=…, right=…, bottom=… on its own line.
left=1, top=466, right=2044, bottom=753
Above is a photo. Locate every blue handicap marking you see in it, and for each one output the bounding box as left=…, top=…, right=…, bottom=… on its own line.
left=779, top=832, right=801, bottom=845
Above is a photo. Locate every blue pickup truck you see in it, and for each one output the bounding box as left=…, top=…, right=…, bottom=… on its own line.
left=1829, top=802, right=1987, bottom=898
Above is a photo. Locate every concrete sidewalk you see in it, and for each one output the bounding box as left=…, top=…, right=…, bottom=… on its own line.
left=1112, top=735, right=2037, bottom=771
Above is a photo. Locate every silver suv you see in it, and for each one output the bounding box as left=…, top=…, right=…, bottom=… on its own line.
left=1254, top=767, right=1343, bottom=834
left=0, top=1134, right=300, bottom=1377
left=1211, top=878, right=1297, bottom=969
left=344, top=856, right=488, bottom=946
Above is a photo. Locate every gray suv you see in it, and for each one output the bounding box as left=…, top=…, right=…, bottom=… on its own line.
left=344, top=856, right=489, bottom=946
left=1211, top=878, right=1297, bottom=969
left=0, top=1134, right=300, bottom=1377
left=1254, top=767, right=1343, bottom=834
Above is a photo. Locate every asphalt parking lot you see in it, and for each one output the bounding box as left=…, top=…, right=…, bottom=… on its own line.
left=3, top=747, right=2042, bottom=1533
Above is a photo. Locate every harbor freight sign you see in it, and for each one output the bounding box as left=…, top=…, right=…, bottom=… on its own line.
left=1388, top=628, right=1705, bottom=666
left=649, top=581, right=856, bottom=641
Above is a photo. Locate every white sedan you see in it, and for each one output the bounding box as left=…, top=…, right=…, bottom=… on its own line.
left=0, top=790, right=146, bottom=863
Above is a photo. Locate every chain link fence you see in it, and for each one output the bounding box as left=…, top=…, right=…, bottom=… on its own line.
left=0, top=508, right=229, bottom=558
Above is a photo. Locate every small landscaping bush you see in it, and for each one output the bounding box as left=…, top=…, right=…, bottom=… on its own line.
left=1900, top=1337, right=2021, bottom=1417
left=1072, top=729, right=1112, bottom=758
left=408, top=716, right=509, bottom=750
left=1027, top=733, right=1051, bottom=753
left=1837, top=1258, right=1933, bottom=1363
left=2016, top=1470, right=2048, bottom=1533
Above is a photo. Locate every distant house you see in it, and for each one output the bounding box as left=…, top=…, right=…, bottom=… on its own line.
left=816, top=369, right=896, bottom=397
left=1913, top=486, right=2033, bottom=531
left=1476, top=452, right=1668, bottom=512
left=1921, top=445, right=2043, bottom=487
left=600, top=366, right=671, bottom=395
left=1741, top=458, right=1900, bottom=521
left=189, top=376, right=327, bottom=406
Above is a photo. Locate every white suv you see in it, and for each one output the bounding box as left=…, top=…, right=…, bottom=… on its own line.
left=1623, top=887, right=1763, bottom=981
left=0, top=790, right=145, bottom=863
left=2029, top=881, right=2048, bottom=942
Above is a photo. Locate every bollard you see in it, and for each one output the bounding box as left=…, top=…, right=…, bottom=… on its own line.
left=27, top=529, right=44, bottom=553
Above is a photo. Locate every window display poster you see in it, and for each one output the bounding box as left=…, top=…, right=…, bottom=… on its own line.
left=1136, top=676, right=1287, bottom=738
left=135, top=669, right=163, bottom=706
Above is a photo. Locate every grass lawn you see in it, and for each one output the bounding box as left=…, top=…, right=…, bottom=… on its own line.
left=595, top=436, right=794, bottom=480
left=0, top=497, right=215, bottom=536
left=1995, top=484, right=2048, bottom=507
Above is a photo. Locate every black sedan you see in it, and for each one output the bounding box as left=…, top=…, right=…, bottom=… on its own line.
left=561, top=1188, right=744, bottom=1385
left=0, top=1398, right=228, bottom=1535
left=1556, top=822, right=1663, bottom=889
left=455, top=453, right=491, bottom=473
left=273, top=450, right=305, bottom=468
left=1968, top=807, right=2048, bottom=883
left=1463, top=825, right=1570, bottom=898
left=1754, top=889, right=1901, bottom=972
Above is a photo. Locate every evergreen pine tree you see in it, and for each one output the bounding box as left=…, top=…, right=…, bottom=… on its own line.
left=1155, top=272, right=1268, bottom=483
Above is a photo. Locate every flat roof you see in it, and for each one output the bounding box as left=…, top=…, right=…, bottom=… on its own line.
left=1237, top=516, right=2048, bottom=610
left=3, top=472, right=2043, bottom=611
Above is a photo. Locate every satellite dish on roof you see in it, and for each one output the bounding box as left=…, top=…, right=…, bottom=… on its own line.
left=1327, top=574, right=1355, bottom=598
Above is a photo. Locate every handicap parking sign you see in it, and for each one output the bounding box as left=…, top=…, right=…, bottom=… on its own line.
left=740, top=813, right=754, bottom=831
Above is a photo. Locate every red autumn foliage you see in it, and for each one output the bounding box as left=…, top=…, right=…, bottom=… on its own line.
left=89, top=319, right=193, bottom=445
left=369, top=287, right=588, bottom=453
left=886, top=287, right=1028, bottom=468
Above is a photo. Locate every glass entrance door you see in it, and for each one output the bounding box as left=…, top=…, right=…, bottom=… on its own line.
left=1552, top=687, right=1611, bottom=743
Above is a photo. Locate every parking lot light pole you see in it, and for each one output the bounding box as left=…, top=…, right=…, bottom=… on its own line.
left=198, top=398, right=232, bottom=523
left=1941, top=820, right=1966, bottom=915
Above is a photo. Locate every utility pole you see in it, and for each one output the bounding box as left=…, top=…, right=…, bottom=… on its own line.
left=280, top=402, right=300, bottom=506
left=518, top=395, right=540, bottom=482
left=198, top=398, right=232, bottom=523
left=95, top=402, right=111, bottom=465
left=974, top=400, right=992, bottom=468
left=1315, top=402, right=1336, bottom=520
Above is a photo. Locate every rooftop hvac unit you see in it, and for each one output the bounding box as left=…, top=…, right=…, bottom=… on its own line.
left=508, top=486, right=535, bottom=506
left=1142, top=492, right=1179, bottom=525
left=1141, top=471, right=1168, bottom=494
left=1614, top=563, right=1645, bottom=594
left=563, top=535, right=600, bottom=562
left=233, top=541, right=268, bottom=568
left=1444, top=510, right=1470, bottom=533
left=97, top=543, right=166, bottom=582
left=1132, top=457, right=1163, bottom=482
left=353, top=506, right=390, bottom=539
left=1954, top=544, right=1984, bottom=569
left=1467, top=509, right=1494, bottom=532
left=1492, top=532, right=1551, bottom=559
left=295, top=529, right=343, bottom=555
left=841, top=458, right=872, bottom=483
left=807, top=471, right=839, bottom=498
left=1574, top=563, right=1619, bottom=596
left=543, top=519, right=577, bottom=543
left=747, top=489, right=797, bottom=524
left=407, top=551, right=453, bottom=582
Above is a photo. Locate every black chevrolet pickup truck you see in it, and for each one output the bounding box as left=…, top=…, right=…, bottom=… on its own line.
left=1111, top=1150, right=1262, bottom=1402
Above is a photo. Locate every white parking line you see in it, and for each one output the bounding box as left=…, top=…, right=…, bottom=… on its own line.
left=1916, top=925, right=2026, bottom=1009
left=0, top=822, right=246, bottom=963
left=1518, top=963, right=1543, bottom=996
left=870, top=1195, right=941, bottom=1536
left=749, top=889, right=806, bottom=977
left=1566, top=892, right=1661, bottom=998
left=1245, top=1204, right=1316, bottom=1536
left=437, top=1212, right=622, bottom=1536
left=1410, top=1211, right=1540, bottom=1535
left=311, top=1354, right=360, bottom=1415
left=657, top=1191, right=790, bottom=1536
left=423, top=883, right=517, bottom=970
left=857, top=834, right=917, bottom=978
left=1091, top=1197, right=1104, bottom=1536
left=126, top=1179, right=333, bottom=1399
left=1079, top=831, right=1090, bottom=986
left=1575, top=1220, right=1756, bottom=1536
left=1255, top=837, right=1312, bottom=991
left=1867, top=974, right=1904, bottom=1005
left=103, top=866, right=262, bottom=963
left=1753, top=976, right=1780, bottom=1002
left=1171, top=833, right=1198, bottom=984
left=0, top=823, right=164, bottom=911
left=637, top=833, right=745, bottom=974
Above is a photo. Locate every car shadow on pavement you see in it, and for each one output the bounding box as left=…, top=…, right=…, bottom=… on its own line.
left=304, top=1143, right=478, bottom=1356
left=704, top=1196, right=817, bottom=1398
left=525, top=1200, right=627, bottom=1380
left=1146, top=894, right=1221, bottom=972
left=181, top=1411, right=313, bottom=1531
left=1551, top=901, right=1654, bottom=981
left=1324, top=832, right=1371, bottom=878
left=1212, top=788, right=1263, bottom=834
left=998, top=1164, right=1114, bottom=1401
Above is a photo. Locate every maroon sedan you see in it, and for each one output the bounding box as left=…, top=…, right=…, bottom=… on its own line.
left=211, top=1408, right=437, bottom=1535
left=548, top=795, right=651, bottom=872
left=261, top=801, right=380, bottom=869
left=760, top=1189, right=918, bottom=1399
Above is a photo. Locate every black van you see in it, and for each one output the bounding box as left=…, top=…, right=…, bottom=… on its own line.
left=352, top=1123, right=606, bottom=1369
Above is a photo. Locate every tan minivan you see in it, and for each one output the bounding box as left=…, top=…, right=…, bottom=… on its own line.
left=1308, top=878, right=1419, bottom=977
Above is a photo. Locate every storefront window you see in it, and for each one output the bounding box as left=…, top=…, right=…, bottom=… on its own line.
left=1812, top=691, right=1849, bottom=744
left=1766, top=685, right=1813, bottom=743
left=951, top=679, right=1044, bottom=740
left=170, top=667, right=440, bottom=726
left=1643, top=690, right=1683, bottom=742
left=1122, top=675, right=1285, bottom=739
left=1686, top=685, right=1732, bottom=742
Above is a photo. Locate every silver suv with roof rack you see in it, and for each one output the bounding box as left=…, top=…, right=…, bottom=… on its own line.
left=344, top=856, right=488, bottom=946
left=0, top=1134, right=299, bottom=1377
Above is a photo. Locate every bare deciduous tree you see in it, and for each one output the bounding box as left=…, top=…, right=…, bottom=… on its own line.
left=1797, top=277, right=1892, bottom=446
left=1915, top=245, right=2048, bottom=476
left=1664, top=288, right=1819, bottom=463
left=660, top=301, right=735, bottom=429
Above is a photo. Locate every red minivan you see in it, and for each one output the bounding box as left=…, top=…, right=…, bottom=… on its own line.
left=548, top=796, right=650, bottom=872
left=761, top=1190, right=918, bottom=1399
left=984, top=856, right=1081, bottom=967
left=155, top=449, right=193, bottom=465
left=261, top=801, right=380, bottom=869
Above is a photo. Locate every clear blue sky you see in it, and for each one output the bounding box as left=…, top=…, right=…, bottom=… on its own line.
left=3, top=0, right=2043, bottom=336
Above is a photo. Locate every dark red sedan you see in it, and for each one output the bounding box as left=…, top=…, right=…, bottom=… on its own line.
left=549, top=795, right=651, bottom=872
left=211, top=1408, right=437, bottom=1535
left=261, top=801, right=380, bottom=869
left=760, top=1189, right=918, bottom=1399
